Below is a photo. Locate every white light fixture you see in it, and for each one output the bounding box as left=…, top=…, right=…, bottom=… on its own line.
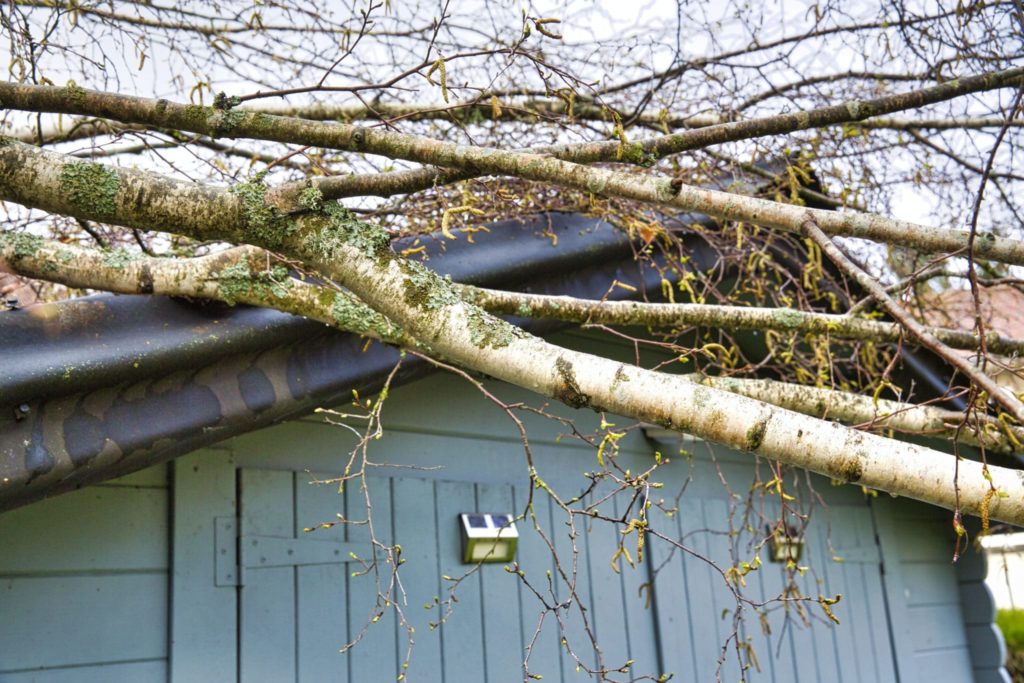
left=459, top=513, right=519, bottom=564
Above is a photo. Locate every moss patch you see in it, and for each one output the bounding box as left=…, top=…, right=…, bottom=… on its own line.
left=230, top=173, right=298, bottom=249
left=298, top=186, right=324, bottom=212
left=466, top=308, right=524, bottom=348
left=399, top=259, right=460, bottom=310
left=330, top=291, right=399, bottom=339
left=217, top=260, right=291, bottom=305
left=102, top=247, right=137, bottom=270
left=59, top=161, right=120, bottom=216
left=64, top=81, right=87, bottom=106
left=774, top=308, right=804, bottom=330
left=212, top=108, right=246, bottom=137
left=836, top=452, right=864, bottom=483
left=0, top=231, right=44, bottom=259
left=302, top=203, right=391, bottom=260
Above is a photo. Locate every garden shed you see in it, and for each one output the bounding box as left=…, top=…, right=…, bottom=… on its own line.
left=0, top=213, right=1009, bottom=682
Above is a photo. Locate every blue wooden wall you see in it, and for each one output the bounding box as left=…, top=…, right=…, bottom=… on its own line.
left=0, top=331, right=1002, bottom=681
left=0, top=466, right=169, bottom=681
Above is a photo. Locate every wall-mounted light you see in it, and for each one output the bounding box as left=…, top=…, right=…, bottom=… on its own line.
left=767, top=524, right=805, bottom=563
left=459, top=513, right=518, bottom=564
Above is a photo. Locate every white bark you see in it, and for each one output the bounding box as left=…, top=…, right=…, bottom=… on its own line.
left=1, top=140, right=1022, bottom=526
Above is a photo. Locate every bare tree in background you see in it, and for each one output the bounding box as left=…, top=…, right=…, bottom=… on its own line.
left=1, top=1, right=1023, bottom=679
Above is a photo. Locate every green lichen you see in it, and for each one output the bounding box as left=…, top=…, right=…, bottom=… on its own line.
left=585, top=174, right=608, bottom=194
left=217, top=261, right=292, bottom=305
left=774, top=308, right=804, bottom=330
left=617, top=142, right=649, bottom=166
left=102, top=247, right=137, bottom=270
left=59, top=161, right=120, bottom=216
left=182, top=104, right=213, bottom=130
left=230, top=173, right=299, bottom=249
left=302, top=203, right=391, bottom=260
left=212, top=108, right=246, bottom=137
left=330, top=291, right=398, bottom=340
left=654, top=177, right=677, bottom=202
left=466, top=308, right=523, bottom=349
left=399, top=259, right=460, bottom=310
left=64, top=81, right=87, bottom=106
left=250, top=112, right=275, bottom=133
left=213, top=93, right=242, bottom=110
left=0, top=232, right=44, bottom=259
left=298, top=186, right=324, bottom=212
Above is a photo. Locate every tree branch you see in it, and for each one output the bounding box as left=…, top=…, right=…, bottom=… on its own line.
left=800, top=215, right=1024, bottom=422
left=1, top=145, right=1022, bottom=524
left=693, top=374, right=1024, bottom=455
left=459, top=286, right=1024, bottom=356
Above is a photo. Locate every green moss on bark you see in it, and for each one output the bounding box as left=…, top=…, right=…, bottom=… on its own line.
left=744, top=415, right=770, bottom=451
left=298, top=186, right=324, bottom=211
left=0, top=232, right=44, bottom=259
left=230, top=173, right=298, bottom=249
left=217, top=260, right=291, bottom=305
left=466, top=308, right=524, bottom=348
left=554, top=357, right=591, bottom=409
left=330, top=291, right=399, bottom=339
left=301, top=203, right=390, bottom=260
left=64, top=81, right=87, bottom=106
left=399, top=259, right=460, bottom=310
left=102, top=247, right=137, bottom=270
left=59, top=161, right=120, bottom=216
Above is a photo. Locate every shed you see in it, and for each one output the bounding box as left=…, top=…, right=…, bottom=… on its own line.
left=0, top=212, right=1009, bottom=682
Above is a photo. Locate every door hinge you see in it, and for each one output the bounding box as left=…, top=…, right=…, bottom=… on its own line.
left=214, top=516, right=360, bottom=586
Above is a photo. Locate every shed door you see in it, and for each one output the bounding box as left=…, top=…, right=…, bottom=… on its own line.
left=174, top=455, right=901, bottom=682
left=237, top=469, right=358, bottom=682
left=235, top=470, right=663, bottom=682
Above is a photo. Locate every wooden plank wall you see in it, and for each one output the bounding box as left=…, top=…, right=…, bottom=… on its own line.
left=0, top=466, right=170, bottom=682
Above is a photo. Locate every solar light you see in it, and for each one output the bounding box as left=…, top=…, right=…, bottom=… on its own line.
left=767, top=524, right=805, bottom=563
left=459, top=513, right=519, bottom=564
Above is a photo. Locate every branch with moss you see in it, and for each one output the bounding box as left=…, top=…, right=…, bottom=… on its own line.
left=6, top=122, right=1024, bottom=272
left=459, top=286, right=1024, bottom=356
left=690, top=374, right=1024, bottom=455
left=0, top=236, right=410, bottom=345
left=5, top=142, right=1024, bottom=525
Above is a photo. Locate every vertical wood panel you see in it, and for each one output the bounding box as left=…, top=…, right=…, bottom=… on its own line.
left=239, top=469, right=297, bottom=683
left=613, top=493, right=661, bottom=681
left=513, top=485, right=563, bottom=682
left=754, top=516, right=800, bottom=683
left=585, top=487, right=631, bottom=676
left=681, top=496, right=726, bottom=681
left=434, top=479, right=486, bottom=681
left=478, top=483, right=525, bottom=682
left=392, top=477, right=443, bottom=682
left=800, top=514, right=842, bottom=683
left=550, top=493, right=598, bottom=678
left=295, top=476, right=349, bottom=683
left=171, top=449, right=237, bottom=683
left=649, top=504, right=694, bottom=681
left=346, top=476, right=398, bottom=682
